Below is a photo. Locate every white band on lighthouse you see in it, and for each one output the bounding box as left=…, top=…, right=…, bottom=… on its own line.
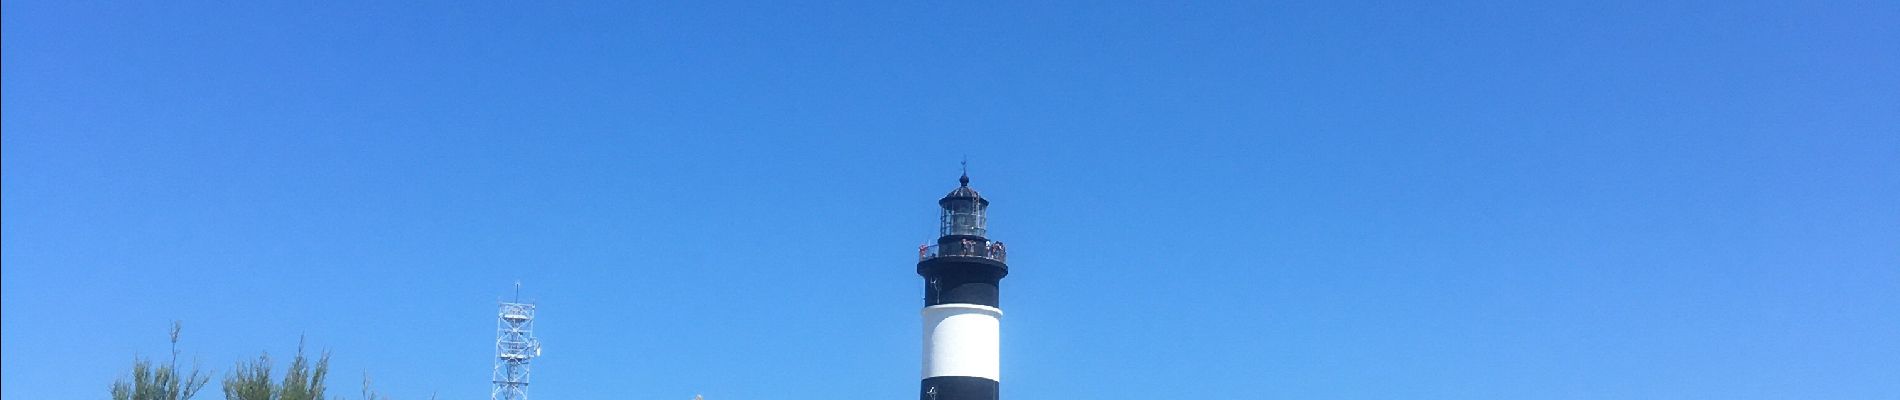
left=922, top=303, right=1002, bottom=381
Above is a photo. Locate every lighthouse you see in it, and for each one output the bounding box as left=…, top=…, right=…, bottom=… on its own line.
left=916, top=171, right=1009, bottom=400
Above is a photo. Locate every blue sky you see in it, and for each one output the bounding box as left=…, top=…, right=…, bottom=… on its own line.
left=4, top=1, right=1897, bottom=399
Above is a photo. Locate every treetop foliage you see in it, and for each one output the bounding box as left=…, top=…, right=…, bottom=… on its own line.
left=110, top=321, right=210, bottom=400
left=223, top=337, right=330, bottom=400
left=114, top=323, right=409, bottom=400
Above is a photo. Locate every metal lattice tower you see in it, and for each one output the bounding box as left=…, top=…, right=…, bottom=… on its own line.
left=493, top=283, right=542, bottom=400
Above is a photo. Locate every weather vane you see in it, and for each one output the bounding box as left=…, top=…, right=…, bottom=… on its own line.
left=959, top=156, right=970, bottom=186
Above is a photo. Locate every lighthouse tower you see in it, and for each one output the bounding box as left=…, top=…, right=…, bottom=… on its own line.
left=916, top=171, right=1009, bottom=400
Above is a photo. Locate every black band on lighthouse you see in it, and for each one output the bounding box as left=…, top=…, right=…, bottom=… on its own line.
left=920, top=376, right=999, bottom=400
left=919, top=258, right=1004, bottom=307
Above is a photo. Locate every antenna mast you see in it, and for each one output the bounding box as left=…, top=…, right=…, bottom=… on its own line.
left=493, top=284, right=541, bottom=400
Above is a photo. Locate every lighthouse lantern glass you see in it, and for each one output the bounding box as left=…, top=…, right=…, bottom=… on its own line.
left=939, top=199, right=987, bottom=237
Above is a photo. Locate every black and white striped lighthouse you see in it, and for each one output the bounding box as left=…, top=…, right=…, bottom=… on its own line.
left=916, top=171, right=1008, bottom=400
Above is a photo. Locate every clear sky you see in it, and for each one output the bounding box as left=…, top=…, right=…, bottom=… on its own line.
left=4, top=1, right=1897, bottom=399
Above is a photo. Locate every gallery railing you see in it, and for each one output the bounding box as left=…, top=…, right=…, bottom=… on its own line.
left=919, top=240, right=1007, bottom=263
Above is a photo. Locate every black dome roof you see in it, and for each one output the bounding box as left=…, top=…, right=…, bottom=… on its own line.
left=939, top=173, right=990, bottom=206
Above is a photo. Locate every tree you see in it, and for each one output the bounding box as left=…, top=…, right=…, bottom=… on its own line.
left=114, top=329, right=413, bottom=400
left=360, top=373, right=387, bottom=400
left=276, top=339, right=330, bottom=400
left=222, top=353, right=273, bottom=400
left=110, top=321, right=211, bottom=400
left=222, top=338, right=330, bottom=400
